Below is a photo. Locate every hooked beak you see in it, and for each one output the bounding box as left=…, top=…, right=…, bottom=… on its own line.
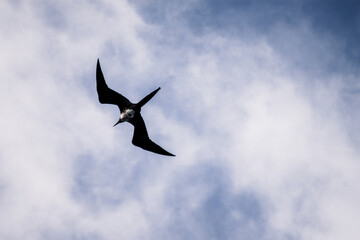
left=113, top=119, right=122, bottom=127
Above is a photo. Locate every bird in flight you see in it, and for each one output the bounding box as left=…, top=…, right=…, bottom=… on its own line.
left=96, top=59, right=175, bottom=156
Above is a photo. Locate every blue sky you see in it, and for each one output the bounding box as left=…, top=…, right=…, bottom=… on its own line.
left=1, top=0, right=360, bottom=239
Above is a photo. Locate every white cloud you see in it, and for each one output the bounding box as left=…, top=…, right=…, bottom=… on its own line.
left=0, top=0, right=359, bottom=240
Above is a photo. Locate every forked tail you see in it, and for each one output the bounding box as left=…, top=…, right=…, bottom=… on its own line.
left=137, top=87, right=161, bottom=108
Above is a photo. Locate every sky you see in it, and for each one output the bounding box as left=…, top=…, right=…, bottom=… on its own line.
left=0, top=0, right=360, bottom=239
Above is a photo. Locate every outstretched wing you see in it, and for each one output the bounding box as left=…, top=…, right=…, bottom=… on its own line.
left=96, top=59, right=132, bottom=111
left=130, top=114, right=175, bottom=156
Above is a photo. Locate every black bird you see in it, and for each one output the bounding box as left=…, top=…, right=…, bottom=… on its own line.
left=96, top=59, right=175, bottom=156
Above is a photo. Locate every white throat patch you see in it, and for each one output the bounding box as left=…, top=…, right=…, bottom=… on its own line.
left=121, top=109, right=135, bottom=121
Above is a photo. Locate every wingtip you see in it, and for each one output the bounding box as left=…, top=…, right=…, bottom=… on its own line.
left=164, top=151, right=175, bottom=157
left=97, top=59, right=102, bottom=71
left=161, top=152, right=175, bottom=157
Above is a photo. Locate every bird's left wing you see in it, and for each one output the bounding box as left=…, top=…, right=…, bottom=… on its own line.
left=130, top=114, right=175, bottom=156
left=96, top=59, right=132, bottom=111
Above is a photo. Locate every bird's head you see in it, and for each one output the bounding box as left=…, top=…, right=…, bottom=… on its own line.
left=114, top=109, right=135, bottom=127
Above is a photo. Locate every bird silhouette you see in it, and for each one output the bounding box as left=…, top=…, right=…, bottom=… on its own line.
left=96, top=59, right=175, bottom=156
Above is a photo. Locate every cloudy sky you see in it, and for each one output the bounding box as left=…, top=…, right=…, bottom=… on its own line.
left=1, top=0, right=360, bottom=239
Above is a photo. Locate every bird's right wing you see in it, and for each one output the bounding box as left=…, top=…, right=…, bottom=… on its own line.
left=130, top=114, right=175, bottom=156
left=96, top=59, right=132, bottom=111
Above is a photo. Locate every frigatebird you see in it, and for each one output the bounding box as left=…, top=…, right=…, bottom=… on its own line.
left=96, top=59, right=175, bottom=156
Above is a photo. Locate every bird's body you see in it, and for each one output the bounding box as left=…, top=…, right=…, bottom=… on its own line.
left=120, top=109, right=135, bottom=123
left=96, top=59, right=175, bottom=156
